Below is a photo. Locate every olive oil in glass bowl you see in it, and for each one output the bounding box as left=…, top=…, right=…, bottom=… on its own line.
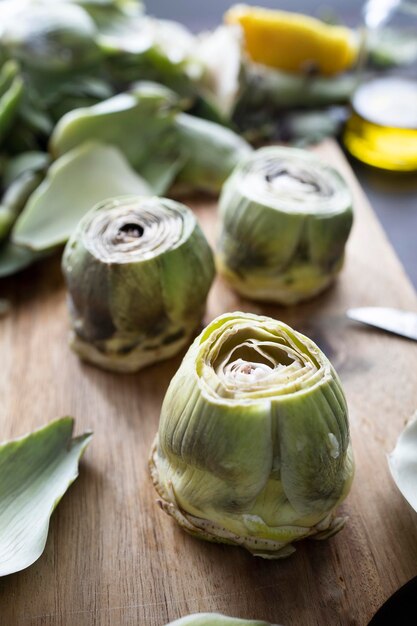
left=344, top=0, right=417, bottom=171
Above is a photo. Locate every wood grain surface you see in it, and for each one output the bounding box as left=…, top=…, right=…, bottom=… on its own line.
left=1, top=141, right=417, bottom=626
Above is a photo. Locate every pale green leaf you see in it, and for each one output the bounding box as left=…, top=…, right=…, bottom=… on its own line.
left=0, top=417, right=92, bottom=577
left=12, top=141, right=152, bottom=251
left=0, top=241, right=43, bottom=278
left=388, top=411, right=417, bottom=512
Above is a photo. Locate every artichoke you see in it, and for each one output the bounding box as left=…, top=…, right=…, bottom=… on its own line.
left=150, top=312, right=354, bottom=558
left=166, top=615, right=278, bottom=626
left=62, top=196, right=215, bottom=373
left=216, top=146, right=353, bottom=305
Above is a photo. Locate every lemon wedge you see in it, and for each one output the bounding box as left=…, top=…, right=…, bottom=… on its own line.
left=225, top=4, right=357, bottom=75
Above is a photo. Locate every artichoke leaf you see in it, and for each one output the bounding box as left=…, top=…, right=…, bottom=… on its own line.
left=50, top=83, right=186, bottom=192
left=0, top=417, right=92, bottom=576
left=388, top=411, right=417, bottom=512
left=0, top=62, right=24, bottom=145
left=50, top=82, right=251, bottom=194
left=174, top=112, right=252, bottom=194
left=12, top=142, right=152, bottom=251
left=0, top=240, right=45, bottom=278
left=50, top=83, right=182, bottom=162
left=1, top=2, right=101, bottom=73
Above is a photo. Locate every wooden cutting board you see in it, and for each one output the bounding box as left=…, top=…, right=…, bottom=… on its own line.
left=1, top=140, right=417, bottom=626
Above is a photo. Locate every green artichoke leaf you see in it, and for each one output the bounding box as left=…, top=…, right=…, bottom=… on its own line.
left=0, top=240, right=44, bottom=278
left=98, top=15, right=201, bottom=97
left=1, top=2, right=101, bottom=73
left=235, top=64, right=355, bottom=114
left=150, top=312, right=354, bottom=558
left=388, top=411, right=417, bottom=512
left=0, top=417, right=92, bottom=576
left=73, top=0, right=144, bottom=34
left=174, top=112, right=252, bottom=194
left=50, top=82, right=251, bottom=194
left=50, top=83, right=185, bottom=192
left=0, top=169, right=45, bottom=243
left=0, top=61, right=24, bottom=145
left=166, top=614, right=278, bottom=626
left=3, top=151, right=50, bottom=188
left=12, top=142, right=152, bottom=251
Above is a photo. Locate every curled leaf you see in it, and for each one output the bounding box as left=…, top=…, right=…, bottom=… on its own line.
left=0, top=241, right=45, bottom=278
left=0, top=417, right=92, bottom=576
left=12, top=142, right=152, bottom=251
left=388, top=411, right=417, bottom=512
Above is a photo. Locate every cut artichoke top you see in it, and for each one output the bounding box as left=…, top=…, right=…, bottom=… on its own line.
left=198, top=313, right=325, bottom=402
left=233, top=146, right=351, bottom=215
left=82, top=196, right=190, bottom=263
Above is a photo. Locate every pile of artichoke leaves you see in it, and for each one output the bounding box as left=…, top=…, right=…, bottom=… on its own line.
left=0, top=0, right=360, bottom=278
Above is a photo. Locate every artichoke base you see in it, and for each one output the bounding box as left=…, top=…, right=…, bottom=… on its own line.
left=216, top=255, right=343, bottom=306
left=70, top=330, right=194, bottom=374
left=149, top=437, right=347, bottom=559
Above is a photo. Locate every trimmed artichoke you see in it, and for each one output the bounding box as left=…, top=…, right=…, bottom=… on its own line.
left=62, top=196, right=215, bottom=373
left=166, top=615, right=278, bottom=626
left=150, top=312, right=354, bottom=558
left=216, top=147, right=353, bottom=305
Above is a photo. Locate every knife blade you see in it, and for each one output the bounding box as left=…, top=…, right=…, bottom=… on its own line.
left=346, top=307, right=417, bottom=341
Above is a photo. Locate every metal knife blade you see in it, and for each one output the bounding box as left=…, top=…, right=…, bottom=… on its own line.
left=347, top=307, right=417, bottom=341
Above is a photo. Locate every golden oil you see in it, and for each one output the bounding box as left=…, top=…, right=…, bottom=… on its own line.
left=344, top=76, right=417, bottom=171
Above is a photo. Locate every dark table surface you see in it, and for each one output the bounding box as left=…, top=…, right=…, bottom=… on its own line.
left=149, top=0, right=417, bottom=291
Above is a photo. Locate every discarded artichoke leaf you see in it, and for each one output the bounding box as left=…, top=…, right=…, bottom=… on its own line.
left=0, top=417, right=92, bottom=577
left=62, top=195, right=215, bottom=372
left=195, top=25, right=243, bottom=118
left=3, top=151, right=50, bottom=188
left=0, top=170, right=44, bottom=242
left=99, top=16, right=201, bottom=97
left=50, top=83, right=183, bottom=177
left=13, top=142, right=152, bottom=251
left=233, top=64, right=355, bottom=126
left=174, top=112, right=252, bottom=194
left=0, top=61, right=24, bottom=145
left=0, top=240, right=46, bottom=278
left=388, top=411, right=417, bottom=512
left=50, top=83, right=251, bottom=194
left=75, top=0, right=144, bottom=34
left=1, top=2, right=101, bottom=73
left=216, top=146, right=353, bottom=305
left=150, top=311, right=354, bottom=558
left=166, top=615, right=279, bottom=626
